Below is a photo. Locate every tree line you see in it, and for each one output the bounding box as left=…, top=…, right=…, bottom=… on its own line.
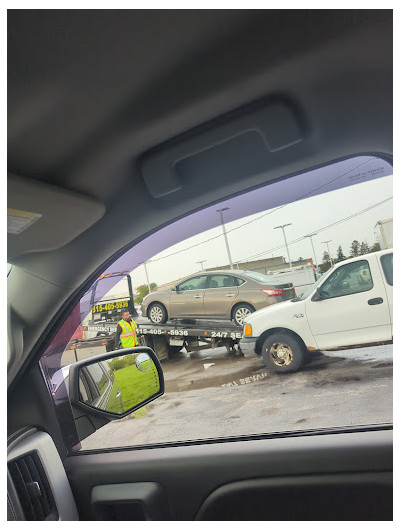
left=319, top=240, right=381, bottom=273
left=134, top=282, right=158, bottom=305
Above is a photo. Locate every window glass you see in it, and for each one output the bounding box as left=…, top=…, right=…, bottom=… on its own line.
left=86, top=363, right=109, bottom=394
left=243, top=270, right=278, bottom=283
left=380, top=253, right=393, bottom=286
left=39, top=156, right=393, bottom=453
left=319, top=260, right=373, bottom=299
left=299, top=269, right=331, bottom=300
left=177, top=276, right=207, bottom=290
left=79, top=378, right=89, bottom=403
left=209, top=275, right=236, bottom=288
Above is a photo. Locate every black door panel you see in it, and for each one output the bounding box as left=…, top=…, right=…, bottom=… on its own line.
left=64, top=429, right=392, bottom=521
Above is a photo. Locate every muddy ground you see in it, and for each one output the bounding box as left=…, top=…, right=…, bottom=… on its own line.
left=79, top=345, right=393, bottom=450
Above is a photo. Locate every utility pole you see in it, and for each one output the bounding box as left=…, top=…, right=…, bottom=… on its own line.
left=217, top=207, right=233, bottom=270
left=322, top=240, right=334, bottom=266
left=143, top=260, right=152, bottom=294
left=274, top=223, right=293, bottom=272
left=196, top=260, right=207, bottom=271
left=304, top=233, right=318, bottom=272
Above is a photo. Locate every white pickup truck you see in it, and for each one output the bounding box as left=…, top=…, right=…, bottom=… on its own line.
left=240, top=250, right=393, bottom=373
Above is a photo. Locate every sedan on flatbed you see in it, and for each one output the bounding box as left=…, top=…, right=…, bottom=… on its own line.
left=141, top=269, right=295, bottom=326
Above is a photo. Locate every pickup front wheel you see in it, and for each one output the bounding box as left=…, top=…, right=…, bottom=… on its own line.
left=261, top=332, right=305, bottom=373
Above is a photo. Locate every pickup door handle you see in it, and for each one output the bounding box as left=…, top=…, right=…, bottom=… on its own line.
left=194, top=295, right=203, bottom=298
left=368, top=297, right=384, bottom=305
left=225, top=293, right=235, bottom=297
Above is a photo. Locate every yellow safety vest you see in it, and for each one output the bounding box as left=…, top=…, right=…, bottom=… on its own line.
left=118, top=319, right=138, bottom=348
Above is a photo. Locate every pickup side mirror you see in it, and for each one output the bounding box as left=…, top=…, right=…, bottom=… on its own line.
left=312, top=287, right=325, bottom=301
left=68, top=346, right=164, bottom=421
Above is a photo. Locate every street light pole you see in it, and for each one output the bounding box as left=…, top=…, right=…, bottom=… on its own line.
left=304, top=233, right=318, bottom=273
left=274, top=223, right=293, bottom=272
left=143, top=260, right=152, bottom=294
left=322, top=240, right=334, bottom=266
left=196, top=260, right=207, bottom=271
left=217, top=208, right=233, bottom=270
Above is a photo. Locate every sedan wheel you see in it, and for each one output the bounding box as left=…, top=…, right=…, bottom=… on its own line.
left=233, top=304, right=254, bottom=326
left=148, top=303, right=167, bottom=324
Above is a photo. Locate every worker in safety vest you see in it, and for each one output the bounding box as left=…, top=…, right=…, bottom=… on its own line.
left=115, top=309, right=138, bottom=348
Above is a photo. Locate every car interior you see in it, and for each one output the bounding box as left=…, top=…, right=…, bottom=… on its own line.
left=7, top=10, right=393, bottom=521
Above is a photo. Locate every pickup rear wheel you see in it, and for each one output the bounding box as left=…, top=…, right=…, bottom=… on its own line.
left=261, top=332, right=305, bottom=373
left=148, top=303, right=168, bottom=324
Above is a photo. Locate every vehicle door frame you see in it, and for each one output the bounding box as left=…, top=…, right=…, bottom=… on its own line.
left=168, top=275, right=208, bottom=318
left=203, top=273, right=239, bottom=319
left=305, top=256, right=392, bottom=350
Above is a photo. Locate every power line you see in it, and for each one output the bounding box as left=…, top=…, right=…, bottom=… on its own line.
left=150, top=157, right=383, bottom=263
left=224, top=156, right=379, bottom=236
left=237, top=196, right=392, bottom=263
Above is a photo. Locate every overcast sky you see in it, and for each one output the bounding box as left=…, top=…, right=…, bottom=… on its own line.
left=121, top=172, right=393, bottom=293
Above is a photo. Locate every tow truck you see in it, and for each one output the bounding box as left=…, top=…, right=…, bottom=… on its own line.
left=68, top=272, right=243, bottom=361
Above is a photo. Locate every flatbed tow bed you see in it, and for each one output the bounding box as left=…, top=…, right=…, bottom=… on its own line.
left=70, top=318, right=244, bottom=361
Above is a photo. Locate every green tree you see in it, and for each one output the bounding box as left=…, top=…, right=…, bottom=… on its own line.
left=319, top=251, right=332, bottom=273
left=369, top=242, right=381, bottom=253
left=349, top=240, right=360, bottom=258
left=359, top=241, right=370, bottom=255
left=134, top=283, right=158, bottom=305
left=336, top=245, right=346, bottom=263
left=109, top=358, right=125, bottom=371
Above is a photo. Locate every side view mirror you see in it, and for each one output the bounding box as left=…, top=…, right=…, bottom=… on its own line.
left=68, top=347, right=164, bottom=420
left=312, top=287, right=329, bottom=301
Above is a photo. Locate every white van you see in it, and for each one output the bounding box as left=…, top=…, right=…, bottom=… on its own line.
left=240, top=250, right=393, bottom=373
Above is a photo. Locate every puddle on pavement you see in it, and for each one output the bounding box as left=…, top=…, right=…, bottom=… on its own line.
left=310, top=358, right=392, bottom=387
left=163, top=349, right=393, bottom=393
left=372, top=362, right=393, bottom=369
left=164, top=360, right=267, bottom=392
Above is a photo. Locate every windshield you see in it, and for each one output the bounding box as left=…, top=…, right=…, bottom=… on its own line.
left=39, top=155, right=393, bottom=453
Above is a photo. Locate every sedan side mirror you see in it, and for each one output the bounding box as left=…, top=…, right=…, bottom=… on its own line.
left=68, top=346, right=164, bottom=420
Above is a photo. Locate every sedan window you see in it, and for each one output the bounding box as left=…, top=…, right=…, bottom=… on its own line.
left=243, top=271, right=277, bottom=283
left=176, top=275, right=207, bottom=291
left=208, top=275, right=236, bottom=288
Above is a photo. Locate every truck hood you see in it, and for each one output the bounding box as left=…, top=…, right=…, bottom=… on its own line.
left=244, top=298, right=306, bottom=324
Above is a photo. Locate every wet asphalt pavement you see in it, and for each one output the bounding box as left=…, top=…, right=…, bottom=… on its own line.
left=79, top=344, right=393, bottom=451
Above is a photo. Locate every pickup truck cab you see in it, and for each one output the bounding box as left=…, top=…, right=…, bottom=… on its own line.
left=241, top=250, right=393, bottom=373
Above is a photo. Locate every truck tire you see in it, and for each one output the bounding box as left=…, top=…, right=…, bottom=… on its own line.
left=261, top=332, right=305, bottom=373
left=232, top=303, right=254, bottom=326
left=148, top=303, right=168, bottom=324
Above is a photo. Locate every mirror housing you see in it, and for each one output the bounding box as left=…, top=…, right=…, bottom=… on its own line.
left=68, top=346, right=164, bottom=420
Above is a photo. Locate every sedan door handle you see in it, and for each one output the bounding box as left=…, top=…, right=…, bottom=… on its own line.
left=368, top=297, right=384, bottom=305
left=225, top=293, right=235, bottom=297
left=194, top=295, right=203, bottom=298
